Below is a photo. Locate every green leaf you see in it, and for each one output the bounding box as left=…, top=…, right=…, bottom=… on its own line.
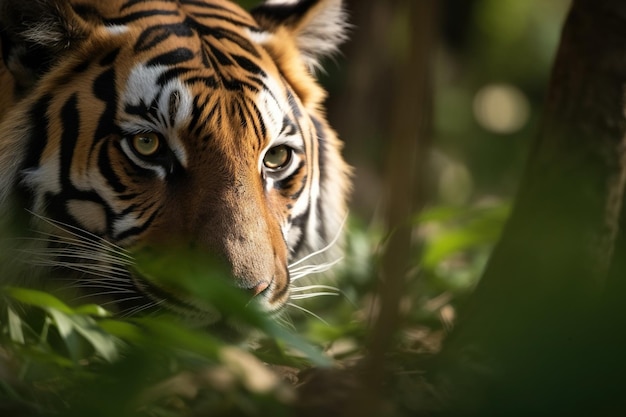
left=47, top=309, right=119, bottom=363
left=7, top=306, right=25, bottom=344
left=98, top=319, right=143, bottom=344
left=133, top=246, right=332, bottom=367
left=73, top=304, right=112, bottom=317
left=70, top=315, right=119, bottom=362
left=3, top=287, right=73, bottom=314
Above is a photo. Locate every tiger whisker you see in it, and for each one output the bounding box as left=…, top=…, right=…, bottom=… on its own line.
left=289, top=292, right=339, bottom=300
left=27, top=211, right=133, bottom=259
left=16, top=248, right=134, bottom=267
left=288, top=256, right=343, bottom=275
left=119, top=299, right=163, bottom=318
left=23, top=259, right=133, bottom=280
left=289, top=284, right=341, bottom=292
left=99, top=296, right=147, bottom=309
left=287, top=214, right=347, bottom=269
left=274, top=314, right=296, bottom=331
left=29, top=230, right=133, bottom=261
left=52, top=274, right=133, bottom=285
left=286, top=302, right=329, bottom=325
left=289, top=258, right=343, bottom=282
left=68, top=288, right=138, bottom=298
left=56, top=275, right=132, bottom=286
left=22, top=231, right=126, bottom=254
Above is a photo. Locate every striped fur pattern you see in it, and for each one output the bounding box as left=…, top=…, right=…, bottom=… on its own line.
left=0, top=0, right=350, bottom=322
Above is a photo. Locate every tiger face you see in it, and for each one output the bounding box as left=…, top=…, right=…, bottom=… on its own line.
left=0, top=0, right=350, bottom=322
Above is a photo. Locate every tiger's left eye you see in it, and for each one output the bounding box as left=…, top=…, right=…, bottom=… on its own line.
left=263, top=145, right=292, bottom=170
left=131, top=132, right=161, bottom=157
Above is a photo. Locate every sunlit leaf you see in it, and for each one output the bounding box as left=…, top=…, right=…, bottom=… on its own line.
left=7, top=306, right=24, bottom=344
left=3, top=287, right=73, bottom=315
left=73, top=304, right=112, bottom=318
left=47, top=309, right=119, bottom=363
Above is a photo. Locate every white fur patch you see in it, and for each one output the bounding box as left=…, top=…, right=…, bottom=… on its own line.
left=256, top=75, right=290, bottom=173
left=245, top=28, right=271, bottom=45
left=254, top=0, right=348, bottom=72
left=105, top=25, right=129, bottom=35
left=21, top=152, right=62, bottom=212
left=112, top=212, right=139, bottom=239
left=294, top=0, right=348, bottom=72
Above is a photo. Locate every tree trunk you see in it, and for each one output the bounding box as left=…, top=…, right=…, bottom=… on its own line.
left=436, top=0, right=626, bottom=413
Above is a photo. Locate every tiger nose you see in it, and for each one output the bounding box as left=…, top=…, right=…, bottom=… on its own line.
left=248, top=281, right=270, bottom=297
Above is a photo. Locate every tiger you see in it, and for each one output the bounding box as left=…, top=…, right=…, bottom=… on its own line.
left=0, top=0, right=350, bottom=325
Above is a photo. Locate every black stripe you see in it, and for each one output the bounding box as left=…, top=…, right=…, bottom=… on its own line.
left=290, top=208, right=310, bottom=255
left=93, top=68, right=118, bottom=150
left=246, top=97, right=267, bottom=139
left=210, top=45, right=234, bottom=66
left=118, top=192, right=140, bottom=201
left=135, top=23, right=194, bottom=52
left=195, top=100, right=220, bottom=139
left=182, top=0, right=249, bottom=20
left=311, top=116, right=328, bottom=242
left=59, top=95, right=81, bottom=189
left=231, top=54, right=264, bottom=76
left=291, top=174, right=307, bottom=201
left=99, top=142, right=127, bottom=193
left=186, top=75, right=218, bottom=89
left=240, top=98, right=263, bottom=147
left=71, top=60, right=91, bottom=74
left=188, top=96, right=204, bottom=135
left=234, top=100, right=247, bottom=128
left=119, top=0, right=172, bottom=12
left=114, top=206, right=160, bottom=241
left=146, top=47, right=195, bottom=67
left=191, top=12, right=257, bottom=30
left=286, top=90, right=303, bottom=118
left=158, top=67, right=194, bottom=86
left=46, top=189, right=111, bottom=236
left=105, top=10, right=180, bottom=26
left=274, top=162, right=306, bottom=193
left=99, top=48, right=121, bottom=66
left=21, top=94, right=52, bottom=171
left=311, top=116, right=327, bottom=184
left=185, top=18, right=260, bottom=58
left=251, top=0, right=318, bottom=24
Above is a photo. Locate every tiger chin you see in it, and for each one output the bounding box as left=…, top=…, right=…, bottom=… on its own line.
left=0, top=0, right=351, bottom=328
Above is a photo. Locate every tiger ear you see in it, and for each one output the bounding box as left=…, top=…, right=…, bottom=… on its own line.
left=0, top=0, right=88, bottom=92
left=251, top=0, right=348, bottom=72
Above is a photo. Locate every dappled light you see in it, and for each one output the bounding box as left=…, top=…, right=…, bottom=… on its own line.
left=5, top=0, right=626, bottom=416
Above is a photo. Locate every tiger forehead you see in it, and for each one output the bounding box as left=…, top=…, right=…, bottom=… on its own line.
left=90, top=0, right=259, bottom=27
left=106, top=0, right=292, bottom=149
left=107, top=0, right=276, bottom=78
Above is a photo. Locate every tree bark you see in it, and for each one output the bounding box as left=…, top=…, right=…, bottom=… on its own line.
left=437, top=0, right=626, bottom=414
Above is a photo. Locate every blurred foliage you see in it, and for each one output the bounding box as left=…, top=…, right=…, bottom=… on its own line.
left=0, top=0, right=574, bottom=416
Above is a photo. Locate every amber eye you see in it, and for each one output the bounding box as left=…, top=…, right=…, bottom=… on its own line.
left=131, top=132, right=161, bottom=157
left=263, top=145, right=292, bottom=170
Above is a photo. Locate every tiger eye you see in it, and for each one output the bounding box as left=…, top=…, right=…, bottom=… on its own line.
left=131, top=132, right=161, bottom=156
left=263, top=145, right=291, bottom=170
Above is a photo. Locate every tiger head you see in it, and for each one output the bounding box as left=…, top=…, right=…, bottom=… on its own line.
left=0, top=0, right=350, bottom=323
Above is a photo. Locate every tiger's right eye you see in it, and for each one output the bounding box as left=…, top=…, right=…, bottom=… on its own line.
left=131, top=132, right=161, bottom=157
